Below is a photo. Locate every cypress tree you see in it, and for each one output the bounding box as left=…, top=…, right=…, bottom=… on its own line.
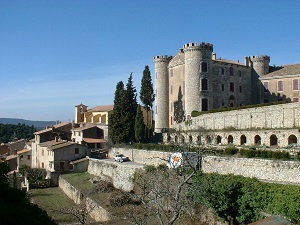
left=140, top=65, right=155, bottom=138
left=174, top=86, right=185, bottom=123
left=109, top=81, right=127, bottom=144
left=124, top=73, right=138, bottom=143
left=135, top=105, right=146, bottom=143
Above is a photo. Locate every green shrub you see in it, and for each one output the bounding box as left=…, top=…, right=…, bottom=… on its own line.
left=29, top=179, right=53, bottom=189
left=224, top=147, right=238, bottom=155
left=297, top=152, right=300, bottom=160
left=144, top=165, right=156, bottom=173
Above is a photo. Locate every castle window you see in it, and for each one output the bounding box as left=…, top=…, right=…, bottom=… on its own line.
left=293, top=79, right=299, bottom=91
left=170, top=116, right=173, bottom=125
left=230, top=82, right=234, bottom=92
left=293, top=97, right=299, bottom=102
left=229, top=67, right=234, bottom=76
left=201, top=62, right=208, bottom=72
left=220, top=68, right=224, bottom=75
left=239, top=86, right=242, bottom=93
left=277, top=80, right=283, bottom=92
left=239, top=71, right=242, bottom=77
left=263, top=82, right=269, bottom=92
left=201, top=79, right=208, bottom=91
left=221, top=84, right=224, bottom=91
left=202, top=98, right=208, bottom=111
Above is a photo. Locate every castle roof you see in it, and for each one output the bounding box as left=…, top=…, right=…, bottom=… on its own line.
left=262, top=63, right=300, bottom=78
left=213, top=58, right=244, bottom=66
left=87, top=105, right=114, bottom=112
left=71, top=124, right=96, bottom=131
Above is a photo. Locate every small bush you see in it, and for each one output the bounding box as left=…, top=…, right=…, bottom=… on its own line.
left=29, top=179, right=53, bottom=189
left=108, top=190, right=130, bottom=207
left=224, top=147, right=238, bottom=155
left=145, top=165, right=156, bottom=173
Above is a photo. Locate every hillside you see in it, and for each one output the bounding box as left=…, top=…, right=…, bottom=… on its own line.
left=0, top=118, right=56, bottom=130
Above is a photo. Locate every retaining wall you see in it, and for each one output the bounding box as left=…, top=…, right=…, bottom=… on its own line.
left=202, top=156, right=300, bottom=184
left=58, top=176, right=110, bottom=222
left=87, top=158, right=143, bottom=192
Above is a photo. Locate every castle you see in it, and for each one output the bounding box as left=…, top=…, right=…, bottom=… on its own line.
left=154, top=42, right=300, bottom=133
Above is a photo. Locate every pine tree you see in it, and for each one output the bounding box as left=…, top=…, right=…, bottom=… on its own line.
left=124, top=73, right=138, bottom=143
left=174, top=86, right=185, bottom=123
left=135, top=105, right=146, bottom=143
left=140, top=65, right=155, bottom=139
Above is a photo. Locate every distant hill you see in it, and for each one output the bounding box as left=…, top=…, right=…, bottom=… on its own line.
left=0, top=118, right=56, bottom=130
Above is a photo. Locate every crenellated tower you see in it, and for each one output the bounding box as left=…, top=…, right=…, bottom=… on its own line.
left=154, top=55, right=172, bottom=133
left=249, top=55, right=270, bottom=76
left=247, top=55, right=270, bottom=104
left=183, top=42, right=213, bottom=116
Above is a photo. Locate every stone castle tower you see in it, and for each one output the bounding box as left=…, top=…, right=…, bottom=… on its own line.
left=154, top=41, right=271, bottom=133
left=154, top=55, right=172, bottom=133
left=183, top=42, right=213, bottom=116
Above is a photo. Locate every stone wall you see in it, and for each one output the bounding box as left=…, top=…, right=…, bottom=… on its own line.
left=58, top=176, right=110, bottom=222
left=109, top=147, right=171, bottom=166
left=202, top=156, right=300, bottom=185
left=175, top=102, right=300, bottom=131
left=87, top=158, right=144, bottom=192
left=110, top=148, right=300, bottom=185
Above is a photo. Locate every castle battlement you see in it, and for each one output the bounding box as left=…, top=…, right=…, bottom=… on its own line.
left=249, top=55, right=270, bottom=60
left=154, top=55, right=172, bottom=60
left=183, top=42, right=213, bottom=50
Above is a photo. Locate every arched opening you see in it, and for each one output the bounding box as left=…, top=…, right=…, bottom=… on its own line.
left=288, top=135, right=297, bottom=145
left=228, top=135, right=233, bottom=144
left=216, top=135, right=222, bottom=144
left=189, top=136, right=193, bottom=143
left=181, top=136, right=185, bottom=144
left=270, top=134, right=278, bottom=146
left=254, top=135, right=261, bottom=145
left=240, top=135, right=247, bottom=145
left=197, top=135, right=201, bottom=144
left=206, top=135, right=212, bottom=144
left=167, top=135, right=171, bottom=143
left=175, top=136, right=178, bottom=143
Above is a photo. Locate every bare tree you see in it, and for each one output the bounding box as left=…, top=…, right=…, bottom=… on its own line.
left=129, top=141, right=203, bottom=225
left=53, top=196, right=97, bottom=225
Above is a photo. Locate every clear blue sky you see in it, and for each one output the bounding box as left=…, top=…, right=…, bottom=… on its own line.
left=1, top=0, right=300, bottom=121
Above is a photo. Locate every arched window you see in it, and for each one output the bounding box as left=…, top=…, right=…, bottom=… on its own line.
left=197, top=135, right=201, bottom=144
left=201, top=62, right=208, bottom=72
left=220, top=68, right=224, bottom=75
left=254, top=135, right=261, bottom=145
left=217, top=135, right=222, bottom=144
left=175, top=136, right=178, bottom=143
left=270, top=134, right=278, bottom=146
left=181, top=136, right=185, bottom=143
left=202, top=98, right=208, bottom=111
left=201, top=79, right=208, bottom=90
left=240, top=135, right=247, bottom=145
left=288, top=135, right=297, bottom=145
left=228, top=135, right=233, bottom=144
left=189, top=136, right=193, bottom=143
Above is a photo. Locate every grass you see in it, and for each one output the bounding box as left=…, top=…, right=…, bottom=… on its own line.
left=28, top=187, right=79, bottom=224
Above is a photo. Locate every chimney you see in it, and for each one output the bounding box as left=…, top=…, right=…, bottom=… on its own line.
left=55, top=136, right=58, bottom=142
left=212, top=53, right=217, bottom=60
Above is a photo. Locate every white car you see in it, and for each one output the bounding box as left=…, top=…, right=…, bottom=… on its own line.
left=114, top=154, right=128, bottom=163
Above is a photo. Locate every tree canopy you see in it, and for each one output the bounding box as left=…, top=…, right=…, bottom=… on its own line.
left=134, top=105, right=146, bottom=143
left=0, top=123, right=36, bottom=143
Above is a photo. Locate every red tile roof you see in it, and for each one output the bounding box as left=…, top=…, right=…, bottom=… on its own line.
left=17, top=149, right=31, bottom=154
left=87, top=105, right=114, bottom=112
left=262, top=63, right=300, bottom=78
left=82, top=138, right=107, bottom=143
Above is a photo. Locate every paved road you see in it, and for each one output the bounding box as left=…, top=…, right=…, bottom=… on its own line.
left=97, top=158, right=145, bottom=168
